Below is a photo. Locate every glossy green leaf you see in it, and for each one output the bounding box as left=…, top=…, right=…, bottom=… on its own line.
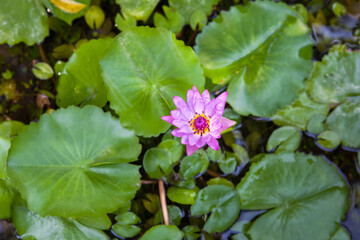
left=237, top=152, right=348, bottom=240
left=84, top=5, right=105, bottom=29
left=190, top=9, right=207, bottom=30
left=140, top=225, right=183, bottom=240
left=42, top=0, right=91, bottom=25
left=154, top=6, right=184, bottom=34
left=272, top=92, right=329, bottom=130
left=326, top=99, right=360, bottom=148
left=206, top=147, right=223, bottom=162
left=329, top=226, right=350, bottom=240
left=207, top=177, right=234, bottom=188
left=112, top=212, right=141, bottom=238
left=167, top=186, right=199, bottom=205
left=219, top=155, right=237, bottom=174
left=231, top=144, right=249, bottom=164
left=0, top=121, right=25, bottom=139
left=12, top=200, right=108, bottom=240
left=154, top=205, right=182, bottom=226
left=100, top=27, right=205, bottom=137
left=306, top=49, right=360, bottom=104
left=52, top=43, right=75, bottom=60
left=115, top=12, right=137, bottom=31
left=180, top=150, right=209, bottom=179
left=32, top=62, right=54, bottom=80
left=115, top=0, right=159, bottom=22
left=158, top=139, right=184, bottom=164
left=7, top=105, right=141, bottom=217
left=307, top=115, right=327, bottom=135
left=56, top=38, right=112, bottom=108
left=191, top=185, right=241, bottom=233
left=316, top=131, right=341, bottom=150
left=76, top=214, right=112, bottom=230
left=142, top=193, right=160, bottom=214
left=266, top=126, right=301, bottom=153
left=196, top=1, right=313, bottom=116
left=332, top=2, right=347, bottom=17
left=0, top=0, right=49, bottom=46
left=182, top=225, right=201, bottom=240
left=0, top=179, right=15, bottom=219
left=143, top=148, right=173, bottom=179
left=169, top=0, right=214, bottom=28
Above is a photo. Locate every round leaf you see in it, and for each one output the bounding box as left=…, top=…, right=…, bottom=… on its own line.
left=182, top=225, right=201, bottom=240
left=0, top=179, right=15, bottom=219
left=157, top=139, right=184, bottom=164
left=140, top=225, right=183, bottom=240
left=115, top=13, right=137, bottom=31
left=32, top=62, right=54, bottom=80
left=42, top=0, right=90, bottom=25
left=180, top=150, right=209, bottom=179
left=266, top=126, right=301, bottom=153
left=167, top=186, right=199, bottom=205
left=76, top=214, right=112, bottom=230
left=7, top=105, right=142, bottom=217
left=154, top=6, right=184, bottom=34
left=237, top=152, right=348, bottom=240
left=272, top=92, right=329, bottom=130
left=154, top=205, right=183, bottom=226
left=100, top=27, right=205, bottom=137
left=115, top=0, right=159, bottom=22
left=169, top=0, right=213, bottom=25
left=12, top=200, right=108, bottom=240
left=143, top=148, right=173, bottom=179
left=191, top=185, right=241, bottom=233
left=56, top=38, right=113, bottom=108
left=113, top=224, right=141, bottom=238
left=326, top=99, right=360, bottom=148
left=219, top=156, right=237, bottom=174
left=306, top=48, right=360, bottom=104
left=195, top=1, right=313, bottom=116
left=0, top=0, right=49, bottom=46
left=316, top=131, right=341, bottom=150
left=307, top=114, right=327, bottom=135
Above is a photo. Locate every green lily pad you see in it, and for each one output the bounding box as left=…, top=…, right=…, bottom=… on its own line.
left=195, top=1, right=313, bottom=117
left=207, top=177, right=234, bottom=188
left=0, top=179, right=15, bottom=219
left=112, top=212, right=141, bottom=238
left=154, top=205, right=183, bottom=226
left=167, top=186, right=199, bottom=205
left=237, top=152, right=348, bottom=240
left=32, top=62, right=54, bottom=80
left=154, top=6, right=184, bottom=34
left=190, top=9, right=207, bottom=30
left=0, top=121, right=25, bottom=139
left=115, top=0, right=159, bottom=22
left=326, top=99, right=360, bottom=148
left=266, top=126, right=301, bottom=153
left=272, top=92, right=329, bottom=130
left=168, top=0, right=214, bottom=29
left=12, top=200, right=108, bottom=240
left=0, top=137, right=11, bottom=178
left=41, top=0, right=90, bottom=25
left=329, top=226, right=350, bottom=240
left=316, top=131, right=341, bottom=150
left=218, top=155, right=237, bottom=174
left=307, top=115, right=327, bottom=135
left=7, top=105, right=141, bottom=217
left=76, top=214, right=112, bottom=230
left=100, top=27, right=204, bottom=137
left=158, top=139, right=184, bottom=164
left=306, top=48, right=360, bottom=104
left=191, top=185, right=241, bottom=233
left=143, top=148, right=173, bottom=179
left=0, top=0, right=49, bottom=46
left=182, top=225, right=201, bottom=240
left=180, top=150, right=209, bottom=179
left=142, top=193, right=160, bottom=214
left=115, top=12, right=137, bottom=31
left=140, top=225, right=183, bottom=240
left=56, top=38, right=112, bottom=108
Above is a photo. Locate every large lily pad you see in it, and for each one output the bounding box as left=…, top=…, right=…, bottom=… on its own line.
left=0, top=0, right=49, bottom=46
left=100, top=27, right=205, bottom=136
left=271, top=92, right=329, bottom=130
left=7, top=106, right=142, bottom=217
left=191, top=185, right=241, bottom=233
left=195, top=1, right=313, bottom=116
left=237, top=152, right=348, bottom=240
left=56, top=38, right=113, bottom=108
left=326, top=98, right=360, bottom=148
left=41, top=0, right=90, bottom=25
left=12, top=200, right=108, bottom=240
left=306, top=49, right=360, bottom=104
left=115, top=0, right=159, bottom=22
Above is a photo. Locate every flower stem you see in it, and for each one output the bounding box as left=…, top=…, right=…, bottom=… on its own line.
left=158, top=179, right=169, bottom=225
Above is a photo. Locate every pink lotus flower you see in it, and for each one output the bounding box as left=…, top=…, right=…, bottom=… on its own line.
left=161, top=86, right=236, bottom=156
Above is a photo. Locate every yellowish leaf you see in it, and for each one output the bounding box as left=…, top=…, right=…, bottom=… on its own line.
left=50, top=0, right=87, bottom=13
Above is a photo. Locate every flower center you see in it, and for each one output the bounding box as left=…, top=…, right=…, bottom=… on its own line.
left=190, top=113, right=210, bottom=136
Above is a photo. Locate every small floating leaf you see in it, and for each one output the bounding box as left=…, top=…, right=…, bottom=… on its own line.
left=316, top=131, right=341, bottom=150
left=32, top=62, right=54, bottom=80
left=167, top=186, right=199, bottom=205
left=140, top=225, right=183, bottom=240
left=115, top=0, right=159, bottom=22
left=307, top=115, right=327, bottom=135
left=43, top=0, right=90, bottom=25
left=112, top=212, right=141, bottom=238
left=266, top=126, right=301, bottom=153
left=154, top=205, right=182, bottom=226
left=50, top=0, right=87, bottom=13
left=154, top=6, right=184, bottom=34
left=115, top=12, right=137, bottom=31
left=191, top=185, right=241, bottom=233
left=143, top=148, right=173, bottom=179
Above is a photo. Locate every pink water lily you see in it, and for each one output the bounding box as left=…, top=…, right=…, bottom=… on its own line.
left=161, top=86, right=236, bottom=156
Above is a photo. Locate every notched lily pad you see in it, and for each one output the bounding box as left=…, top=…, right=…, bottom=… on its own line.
left=140, top=225, right=183, bottom=240
left=237, top=152, right=348, bottom=240
left=266, top=126, right=301, bottom=153
left=195, top=1, right=313, bottom=117
left=7, top=105, right=142, bottom=217
left=115, top=0, right=159, bottom=22
left=100, top=26, right=204, bottom=137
